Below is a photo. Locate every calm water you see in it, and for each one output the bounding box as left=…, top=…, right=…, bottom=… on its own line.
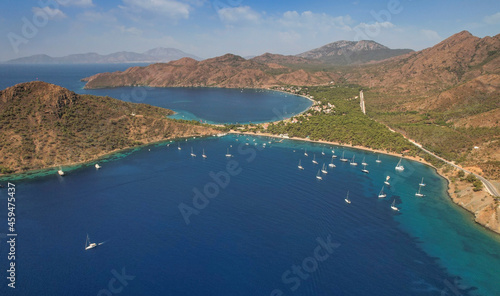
left=0, top=64, right=311, bottom=124
left=0, top=65, right=499, bottom=295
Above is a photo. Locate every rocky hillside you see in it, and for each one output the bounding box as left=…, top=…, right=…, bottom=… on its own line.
left=348, top=31, right=500, bottom=94
left=296, top=40, right=413, bottom=65
left=352, top=31, right=500, bottom=126
left=82, top=53, right=338, bottom=89
left=355, top=31, right=500, bottom=181
left=0, top=81, right=217, bottom=174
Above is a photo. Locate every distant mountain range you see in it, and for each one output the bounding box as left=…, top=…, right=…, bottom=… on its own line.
left=4, top=40, right=411, bottom=65
left=3, top=47, right=201, bottom=64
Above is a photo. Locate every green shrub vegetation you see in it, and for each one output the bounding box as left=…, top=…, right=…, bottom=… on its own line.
left=264, top=85, right=416, bottom=154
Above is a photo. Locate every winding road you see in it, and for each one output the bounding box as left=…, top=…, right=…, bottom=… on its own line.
left=407, top=139, right=500, bottom=197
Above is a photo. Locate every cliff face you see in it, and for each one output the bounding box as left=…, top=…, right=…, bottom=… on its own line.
left=82, top=54, right=338, bottom=89
left=0, top=81, right=217, bottom=174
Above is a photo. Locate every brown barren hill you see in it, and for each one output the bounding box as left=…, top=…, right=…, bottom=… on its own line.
left=346, top=31, right=500, bottom=95
left=82, top=54, right=336, bottom=89
left=0, top=81, right=218, bottom=174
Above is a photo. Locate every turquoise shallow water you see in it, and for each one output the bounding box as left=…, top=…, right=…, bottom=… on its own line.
left=0, top=135, right=499, bottom=295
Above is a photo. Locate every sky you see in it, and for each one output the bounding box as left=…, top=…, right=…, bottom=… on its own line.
left=0, top=0, right=499, bottom=61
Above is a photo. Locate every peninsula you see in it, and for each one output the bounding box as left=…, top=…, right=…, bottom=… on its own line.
left=0, top=81, right=218, bottom=175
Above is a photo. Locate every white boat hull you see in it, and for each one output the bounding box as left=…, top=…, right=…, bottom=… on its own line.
left=85, top=243, right=97, bottom=250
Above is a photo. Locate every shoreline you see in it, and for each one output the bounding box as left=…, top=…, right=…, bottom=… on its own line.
left=2, top=128, right=497, bottom=234
left=229, top=130, right=500, bottom=235
left=0, top=134, right=217, bottom=181
left=229, top=130, right=433, bottom=167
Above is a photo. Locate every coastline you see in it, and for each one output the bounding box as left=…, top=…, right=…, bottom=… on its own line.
left=2, top=125, right=498, bottom=235
left=229, top=130, right=500, bottom=235
left=0, top=134, right=217, bottom=181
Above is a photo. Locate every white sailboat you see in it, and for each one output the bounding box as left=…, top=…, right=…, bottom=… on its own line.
left=304, top=149, right=308, bottom=157
left=415, top=185, right=424, bottom=197
left=391, top=199, right=399, bottom=211
left=202, top=149, right=207, bottom=159
left=321, top=163, right=328, bottom=174
left=298, top=159, right=304, bottom=170
left=225, top=148, right=232, bottom=158
left=58, top=167, right=65, bottom=176
left=361, top=164, right=369, bottom=173
left=95, top=163, right=101, bottom=169
left=328, top=157, right=336, bottom=168
left=361, top=157, right=368, bottom=166
left=350, top=155, right=358, bottom=166
left=345, top=191, right=351, bottom=204
left=316, top=169, right=323, bottom=180
left=340, top=151, right=348, bottom=162
left=85, top=234, right=97, bottom=250
left=395, top=158, right=404, bottom=171
left=384, top=176, right=391, bottom=186
left=419, top=177, right=426, bottom=187
left=190, top=147, right=196, bottom=157
left=177, top=143, right=181, bottom=150
left=376, top=155, right=382, bottom=163
left=312, top=154, right=318, bottom=164
left=321, top=148, right=325, bottom=156
left=378, top=186, right=387, bottom=198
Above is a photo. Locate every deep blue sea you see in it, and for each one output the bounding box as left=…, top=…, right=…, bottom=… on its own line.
left=0, top=65, right=499, bottom=296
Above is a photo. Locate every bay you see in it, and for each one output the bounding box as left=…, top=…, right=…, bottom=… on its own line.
left=0, top=64, right=312, bottom=124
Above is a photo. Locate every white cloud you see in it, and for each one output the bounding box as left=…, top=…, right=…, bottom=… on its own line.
left=77, top=10, right=117, bottom=23
left=278, top=30, right=301, bottom=44
left=420, top=29, right=441, bottom=41
left=76, top=10, right=117, bottom=23
left=32, top=6, right=67, bottom=20
left=278, top=10, right=352, bottom=31
left=117, top=25, right=143, bottom=35
left=351, top=21, right=395, bottom=40
left=58, top=0, right=94, bottom=7
left=121, top=0, right=191, bottom=19
left=217, top=6, right=261, bottom=24
left=483, top=12, right=500, bottom=24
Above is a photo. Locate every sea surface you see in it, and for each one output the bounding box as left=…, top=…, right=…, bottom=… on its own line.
left=0, top=65, right=499, bottom=296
